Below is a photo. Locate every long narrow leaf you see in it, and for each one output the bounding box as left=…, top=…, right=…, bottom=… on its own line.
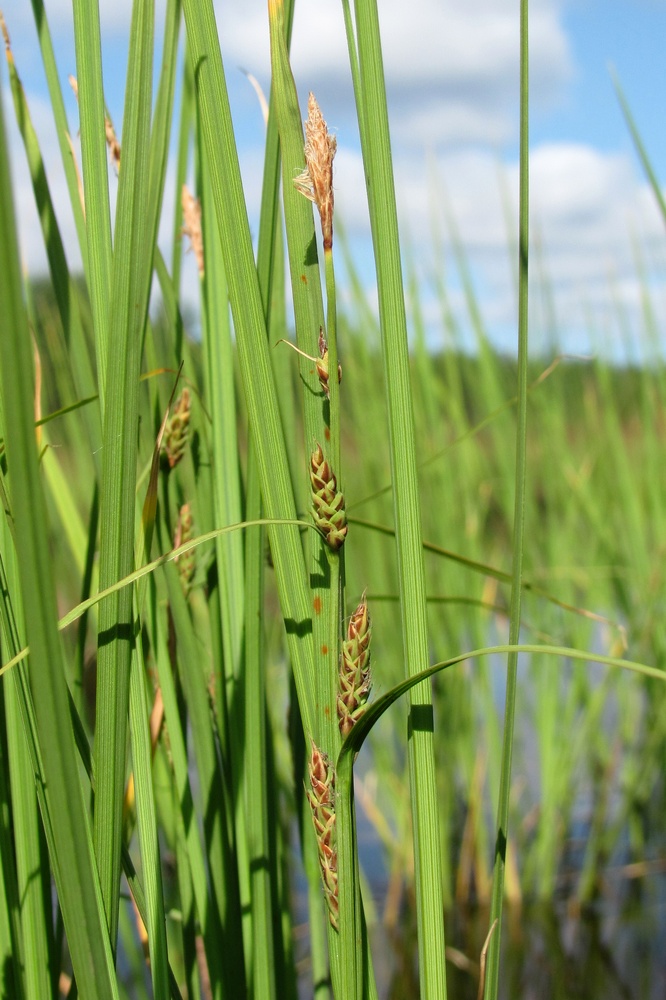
left=94, top=0, right=155, bottom=947
left=0, top=80, right=118, bottom=1000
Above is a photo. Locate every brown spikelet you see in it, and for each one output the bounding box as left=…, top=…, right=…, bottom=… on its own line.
left=310, top=444, right=347, bottom=551
left=68, top=74, right=120, bottom=172
left=276, top=327, right=341, bottom=398
left=338, top=593, right=372, bottom=738
left=306, top=740, right=338, bottom=928
left=1, top=12, right=12, bottom=54
left=181, top=184, right=205, bottom=276
left=315, top=327, right=342, bottom=399
left=293, top=93, right=336, bottom=250
left=105, top=114, right=121, bottom=173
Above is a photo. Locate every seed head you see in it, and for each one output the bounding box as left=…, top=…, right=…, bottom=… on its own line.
left=306, top=740, right=338, bottom=928
left=293, top=93, right=337, bottom=250
left=338, top=594, right=372, bottom=738
left=316, top=328, right=342, bottom=399
left=181, top=185, right=204, bottom=276
left=310, top=444, right=347, bottom=551
left=163, top=388, right=191, bottom=470
left=174, top=503, right=195, bottom=593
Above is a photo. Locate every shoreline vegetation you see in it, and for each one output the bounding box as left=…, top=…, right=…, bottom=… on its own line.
left=1, top=1, right=664, bottom=998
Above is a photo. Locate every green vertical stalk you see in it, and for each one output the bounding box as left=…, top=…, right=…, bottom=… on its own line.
left=343, top=2, right=447, bottom=995
left=0, top=545, right=29, bottom=1000
left=484, top=0, right=529, bottom=996
left=0, top=83, right=118, bottom=1000
left=128, top=636, right=169, bottom=999
left=181, top=0, right=316, bottom=737
left=94, top=0, right=155, bottom=949
left=30, top=0, right=88, bottom=264
left=71, top=0, right=113, bottom=412
left=243, top=451, right=277, bottom=1000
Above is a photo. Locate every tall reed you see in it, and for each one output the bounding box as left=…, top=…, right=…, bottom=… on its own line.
left=0, top=2, right=664, bottom=999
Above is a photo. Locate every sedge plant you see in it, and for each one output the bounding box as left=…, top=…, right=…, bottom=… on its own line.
left=2, top=2, right=666, bottom=1000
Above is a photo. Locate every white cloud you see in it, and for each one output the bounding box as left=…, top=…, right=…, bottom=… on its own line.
left=3, top=0, right=663, bottom=361
left=217, top=0, right=570, bottom=148
left=334, top=135, right=663, bottom=357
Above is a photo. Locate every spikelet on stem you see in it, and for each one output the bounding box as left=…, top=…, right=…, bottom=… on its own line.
left=315, top=327, right=342, bottom=399
left=181, top=185, right=204, bottom=276
left=276, top=327, right=341, bottom=399
left=306, top=740, right=338, bottom=929
left=309, top=444, right=347, bottom=551
left=293, top=93, right=337, bottom=250
left=173, top=503, right=195, bottom=594
left=162, top=388, right=191, bottom=470
left=338, top=594, right=372, bottom=738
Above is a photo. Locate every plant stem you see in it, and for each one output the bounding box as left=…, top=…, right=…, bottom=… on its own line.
left=484, top=0, right=530, bottom=995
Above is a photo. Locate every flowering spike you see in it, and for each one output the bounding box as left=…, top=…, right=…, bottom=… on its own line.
left=162, top=388, right=191, bottom=469
left=315, top=327, right=342, bottom=399
left=181, top=185, right=204, bottom=276
left=338, top=594, right=372, bottom=737
left=173, top=504, right=195, bottom=593
left=310, top=444, right=347, bottom=551
left=277, top=328, right=341, bottom=398
left=293, top=93, right=337, bottom=250
left=306, top=740, right=338, bottom=928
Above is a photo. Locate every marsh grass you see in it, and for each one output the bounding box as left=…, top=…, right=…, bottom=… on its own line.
left=1, top=1, right=665, bottom=999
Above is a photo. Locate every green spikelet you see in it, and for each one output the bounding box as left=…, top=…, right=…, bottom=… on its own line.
left=309, top=443, right=347, bottom=551
left=163, top=388, right=191, bottom=469
left=338, top=594, right=372, bottom=738
left=174, top=503, right=195, bottom=593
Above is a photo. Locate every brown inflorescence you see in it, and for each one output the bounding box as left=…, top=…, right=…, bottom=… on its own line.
left=338, top=594, right=372, bottom=738
left=181, top=184, right=204, bottom=277
left=293, top=93, right=337, bottom=250
left=306, top=740, right=338, bottom=929
left=310, top=444, right=347, bottom=550
left=316, top=327, right=342, bottom=399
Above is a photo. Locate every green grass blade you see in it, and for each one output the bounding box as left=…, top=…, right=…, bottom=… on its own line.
left=0, top=550, right=28, bottom=1000
left=28, top=0, right=88, bottom=261
left=71, top=0, right=113, bottom=412
left=0, top=82, right=118, bottom=1000
left=181, top=0, right=316, bottom=735
left=128, top=637, right=170, bottom=999
left=345, top=1, right=447, bottom=995
left=243, top=452, right=278, bottom=1000
left=164, top=561, right=246, bottom=993
left=484, top=0, right=530, bottom=995
left=612, top=69, right=666, bottom=228
left=1, top=27, right=100, bottom=447
left=5, top=678, right=52, bottom=999
left=148, top=578, right=227, bottom=1000
left=94, top=0, right=155, bottom=948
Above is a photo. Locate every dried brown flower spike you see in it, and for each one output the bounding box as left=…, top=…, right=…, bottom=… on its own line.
left=293, top=93, right=337, bottom=250
left=306, top=740, right=338, bottom=928
left=104, top=115, right=121, bottom=174
left=181, top=185, right=204, bottom=277
left=68, top=74, right=120, bottom=172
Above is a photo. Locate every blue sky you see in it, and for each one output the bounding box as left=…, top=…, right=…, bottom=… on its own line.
left=2, top=0, right=665, bottom=360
